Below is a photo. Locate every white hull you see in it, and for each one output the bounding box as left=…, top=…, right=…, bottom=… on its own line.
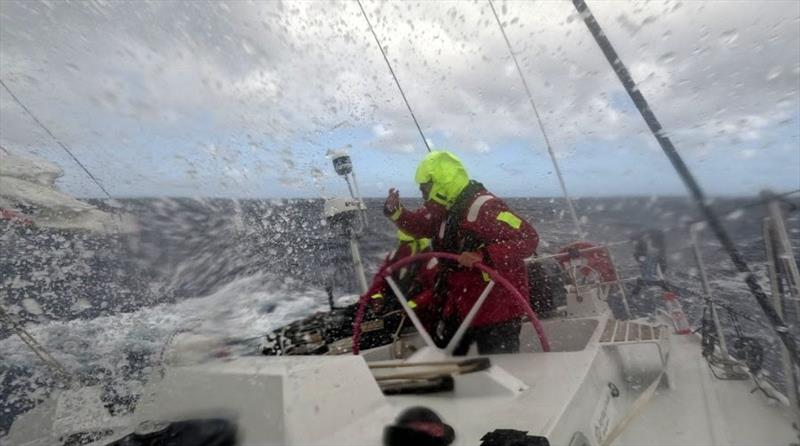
left=8, top=310, right=797, bottom=446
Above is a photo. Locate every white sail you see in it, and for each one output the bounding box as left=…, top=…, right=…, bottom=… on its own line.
left=0, top=152, right=136, bottom=233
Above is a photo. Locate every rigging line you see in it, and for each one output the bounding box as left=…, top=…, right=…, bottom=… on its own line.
left=571, top=0, right=800, bottom=367
left=487, top=0, right=584, bottom=238
left=0, top=305, right=73, bottom=385
left=356, top=0, right=431, bottom=153
left=0, top=79, right=113, bottom=199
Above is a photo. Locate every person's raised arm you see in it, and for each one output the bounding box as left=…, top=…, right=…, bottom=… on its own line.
left=383, top=188, right=446, bottom=239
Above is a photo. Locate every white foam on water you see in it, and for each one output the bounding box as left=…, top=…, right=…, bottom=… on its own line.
left=1, top=272, right=328, bottom=372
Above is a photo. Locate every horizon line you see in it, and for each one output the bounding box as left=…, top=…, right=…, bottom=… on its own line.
left=79, top=191, right=799, bottom=201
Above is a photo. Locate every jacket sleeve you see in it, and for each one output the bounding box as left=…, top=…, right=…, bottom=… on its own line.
left=469, top=198, right=538, bottom=267
left=365, top=252, right=393, bottom=298
left=391, top=201, right=447, bottom=239
left=410, top=257, right=440, bottom=309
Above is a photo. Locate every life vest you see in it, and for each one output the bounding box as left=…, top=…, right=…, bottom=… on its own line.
left=437, top=180, right=489, bottom=255
left=430, top=180, right=500, bottom=321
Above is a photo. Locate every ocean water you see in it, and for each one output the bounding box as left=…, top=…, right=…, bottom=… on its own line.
left=1, top=195, right=798, bottom=436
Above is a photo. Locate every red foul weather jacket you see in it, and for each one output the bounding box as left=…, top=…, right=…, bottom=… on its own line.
left=365, top=240, right=440, bottom=330
left=391, top=181, right=538, bottom=327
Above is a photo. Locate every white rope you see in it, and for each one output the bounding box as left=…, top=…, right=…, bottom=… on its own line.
left=487, top=0, right=584, bottom=238
left=0, top=79, right=112, bottom=199
left=0, top=305, right=73, bottom=385
left=600, top=368, right=666, bottom=446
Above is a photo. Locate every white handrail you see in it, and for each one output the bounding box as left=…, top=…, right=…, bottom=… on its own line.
left=385, top=276, right=437, bottom=349
left=445, top=281, right=496, bottom=355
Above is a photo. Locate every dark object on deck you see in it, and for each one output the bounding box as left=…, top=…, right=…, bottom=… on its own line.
left=61, top=429, right=114, bottom=446
left=384, top=406, right=455, bottom=446
left=480, top=429, right=550, bottom=446
left=380, top=376, right=455, bottom=395
left=732, top=336, right=765, bottom=374
left=452, top=319, right=522, bottom=356
left=527, top=259, right=566, bottom=316
left=378, top=358, right=489, bottom=395
left=261, top=301, right=404, bottom=356
left=104, top=418, right=237, bottom=446
left=457, top=357, right=493, bottom=373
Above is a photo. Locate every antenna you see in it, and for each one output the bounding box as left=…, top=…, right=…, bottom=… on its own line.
left=325, top=148, right=369, bottom=293
left=356, top=0, right=431, bottom=153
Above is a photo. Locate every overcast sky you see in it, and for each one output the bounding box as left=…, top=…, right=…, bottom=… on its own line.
left=1, top=0, right=798, bottom=198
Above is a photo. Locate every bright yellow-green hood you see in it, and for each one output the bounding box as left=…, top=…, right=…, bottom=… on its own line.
left=414, top=151, right=469, bottom=208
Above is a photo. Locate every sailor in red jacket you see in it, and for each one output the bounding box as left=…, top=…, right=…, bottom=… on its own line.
left=365, top=230, right=439, bottom=332
left=383, top=151, right=538, bottom=354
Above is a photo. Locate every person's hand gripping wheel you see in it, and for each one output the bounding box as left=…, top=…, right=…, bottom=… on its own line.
left=457, top=251, right=483, bottom=268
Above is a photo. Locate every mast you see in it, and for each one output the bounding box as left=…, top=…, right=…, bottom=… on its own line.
left=571, top=0, right=800, bottom=366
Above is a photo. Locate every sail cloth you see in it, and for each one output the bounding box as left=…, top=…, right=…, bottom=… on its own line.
left=0, top=152, right=136, bottom=233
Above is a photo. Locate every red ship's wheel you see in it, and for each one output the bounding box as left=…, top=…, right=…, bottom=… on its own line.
left=352, top=251, right=550, bottom=354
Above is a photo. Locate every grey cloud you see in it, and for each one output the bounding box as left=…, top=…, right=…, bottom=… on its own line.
left=1, top=0, right=797, bottom=195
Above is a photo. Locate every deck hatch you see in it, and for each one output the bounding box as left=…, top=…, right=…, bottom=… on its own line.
left=600, top=320, right=668, bottom=344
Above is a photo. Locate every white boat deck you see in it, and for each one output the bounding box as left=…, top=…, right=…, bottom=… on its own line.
left=616, top=333, right=797, bottom=446
left=378, top=350, right=598, bottom=445
left=7, top=314, right=797, bottom=446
